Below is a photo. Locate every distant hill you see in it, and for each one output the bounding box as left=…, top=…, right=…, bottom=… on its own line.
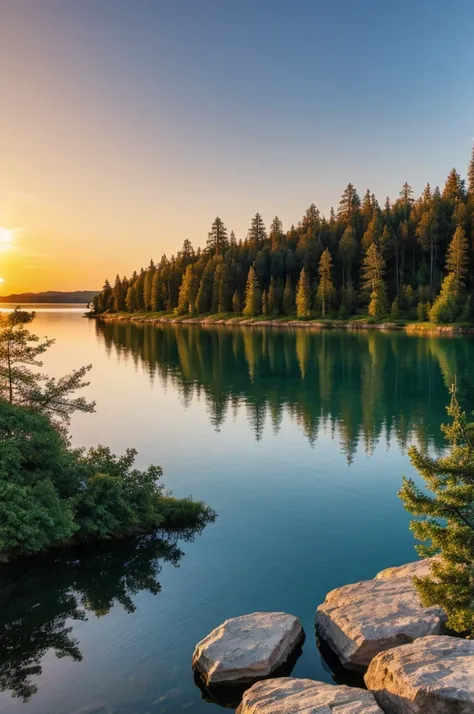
left=0, top=290, right=99, bottom=304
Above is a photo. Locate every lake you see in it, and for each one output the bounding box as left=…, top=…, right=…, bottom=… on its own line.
left=1, top=306, right=474, bottom=713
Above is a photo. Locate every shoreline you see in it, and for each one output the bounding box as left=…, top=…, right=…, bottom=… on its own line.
left=90, top=312, right=474, bottom=335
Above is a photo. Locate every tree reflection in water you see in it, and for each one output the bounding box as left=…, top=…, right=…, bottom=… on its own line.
left=0, top=528, right=206, bottom=702
left=96, top=322, right=474, bottom=460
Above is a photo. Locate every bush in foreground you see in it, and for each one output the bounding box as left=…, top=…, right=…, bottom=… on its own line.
left=0, top=401, right=215, bottom=559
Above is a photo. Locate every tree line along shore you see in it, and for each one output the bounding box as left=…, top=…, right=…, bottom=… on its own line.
left=91, top=148, right=474, bottom=327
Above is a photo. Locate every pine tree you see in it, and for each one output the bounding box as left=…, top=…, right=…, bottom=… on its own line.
left=368, top=280, right=388, bottom=319
left=125, top=285, right=136, bottom=312
left=317, top=249, right=334, bottom=317
left=248, top=213, right=267, bottom=251
left=281, top=276, right=295, bottom=315
left=429, top=273, right=458, bottom=324
left=134, top=270, right=145, bottom=311
left=177, top=265, right=198, bottom=315
left=442, top=168, right=465, bottom=203
left=261, top=290, right=269, bottom=316
left=211, top=261, right=222, bottom=313
left=390, top=297, right=400, bottom=320
left=100, top=280, right=113, bottom=312
left=468, top=144, right=474, bottom=197
left=269, top=217, right=284, bottom=251
left=361, top=243, right=386, bottom=294
left=229, top=230, right=237, bottom=246
left=296, top=267, right=311, bottom=319
left=446, top=226, right=469, bottom=288
left=302, top=204, right=320, bottom=232
left=243, top=266, right=261, bottom=317
left=361, top=189, right=374, bottom=229
left=361, top=213, right=381, bottom=254
left=143, top=260, right=155, bottom=310
left=151, top=270, right=161, bottom=311
left=112, top=275, right=124, bottom=312
left=196, top=261, right=214, bottom=314
left=338, top=183, right=360, bottom=221
left=218, top=262, right=232, bottom=312
left=206, top=217, right=228, bottom=256
left=361, top=243, right=387, bottom=318
left=232, top=289, right=241, bottom=314
left=399, top=389, right=474, bottom=635
left=416, top=208, right=440, bottom=299
left=268, top=277, right=278, bottom=315
left=339, top=226, right=357, bottom=288
left=399, top=182, right=414, bottom=209
left=0, top=309, right=93, bottom=422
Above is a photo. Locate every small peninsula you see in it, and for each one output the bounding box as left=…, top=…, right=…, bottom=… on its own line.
left=91, top=148, right=474, bottom=333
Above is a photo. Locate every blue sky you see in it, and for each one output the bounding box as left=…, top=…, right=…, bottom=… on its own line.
left=0, top=0, right=473, bottom=289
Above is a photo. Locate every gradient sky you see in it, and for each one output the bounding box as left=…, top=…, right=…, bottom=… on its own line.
left=0, top=0, right=473, bottom=293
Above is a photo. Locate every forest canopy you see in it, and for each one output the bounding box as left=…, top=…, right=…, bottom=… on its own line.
left=92, top=149, right=474, bottom=324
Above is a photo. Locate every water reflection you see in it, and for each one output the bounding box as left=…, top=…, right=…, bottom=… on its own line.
left=0, top=530, right=202, bottom=702
left=95, top=323, right=474, bottom=460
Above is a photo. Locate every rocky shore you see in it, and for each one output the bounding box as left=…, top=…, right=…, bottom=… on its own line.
left=192, top=558, right=474, bottom=713
left=92, top=312, right=474, bottom=335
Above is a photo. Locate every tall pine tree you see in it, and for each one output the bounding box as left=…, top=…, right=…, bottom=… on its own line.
left=243, top=266, right=261, bottom=317
left=317, top=249, right=334, bottom=317
left=296, top=267, right=311, bottom=318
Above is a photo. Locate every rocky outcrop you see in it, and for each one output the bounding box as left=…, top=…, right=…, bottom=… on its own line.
left=315, top=573, right=446, bottom=670
left=235, top=678, right=384, bottom=713
left=365, top=635, right=474, bottom=713
left=375, top=557, right=439, bottom=581
left=192, top=612, right=303, bottom=687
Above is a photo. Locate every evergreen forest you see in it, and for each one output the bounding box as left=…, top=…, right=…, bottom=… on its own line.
left=93, top=149, right=474, bottom=324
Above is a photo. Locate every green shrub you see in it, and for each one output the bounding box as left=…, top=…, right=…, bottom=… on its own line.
left=0, top=401, right=215, bottom=558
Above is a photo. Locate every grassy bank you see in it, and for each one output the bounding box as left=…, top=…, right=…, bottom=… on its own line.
left=91, top=311, right=474, bottom=335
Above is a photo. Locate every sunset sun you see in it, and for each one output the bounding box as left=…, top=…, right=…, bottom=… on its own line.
left=0, top=226, right=14, bottom=247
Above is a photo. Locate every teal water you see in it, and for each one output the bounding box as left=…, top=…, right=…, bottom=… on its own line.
left=1, top=309, right=474, bottom=713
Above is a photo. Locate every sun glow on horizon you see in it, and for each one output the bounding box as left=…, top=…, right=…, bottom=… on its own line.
left=0, top=227, right=14, bottom=252
left=0, top=226, right=13, bottom=243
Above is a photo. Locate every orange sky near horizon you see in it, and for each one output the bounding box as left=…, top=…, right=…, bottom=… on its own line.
left=1, top=1, right=473, bottom=295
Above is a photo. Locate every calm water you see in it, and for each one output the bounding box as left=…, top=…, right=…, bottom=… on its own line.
left=2, top=307, right=474, bottom=713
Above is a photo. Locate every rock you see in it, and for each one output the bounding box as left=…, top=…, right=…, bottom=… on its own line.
left=375, top=557, right=439, bottom=581
left=365, top=635, right=474, bottom=713
left=235, top=678, right=384, bottom=713
left=192, top=612, right=304, bottom=687
left=315, top=576, right=446, bottom=670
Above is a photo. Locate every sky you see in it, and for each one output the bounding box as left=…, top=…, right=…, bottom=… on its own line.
left=0, top=0, right=473, bottom=293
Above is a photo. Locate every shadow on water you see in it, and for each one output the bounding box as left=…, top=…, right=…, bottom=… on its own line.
left=193, top=636, right=305, bottom=709
left=95, top=321, right=474, bottom=457
left=0, top=527, right=208, bottom=703
left=316, top=635, right=366, bottom=689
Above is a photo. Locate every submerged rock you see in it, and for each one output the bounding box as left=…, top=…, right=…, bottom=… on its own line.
left=365, top=635, right=474, bottom=713
left=192, top=612, right=303, bottom=687
left=315, top=575, right=445, bottom=670
left=235, top=677, right=384, bottom=713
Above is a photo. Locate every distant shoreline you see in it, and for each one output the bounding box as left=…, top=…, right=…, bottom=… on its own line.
left=0, top=291, right=98, bottom=304
left=92, top=312, right=474, bottom=336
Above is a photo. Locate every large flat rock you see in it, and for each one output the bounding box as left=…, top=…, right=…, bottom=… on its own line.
left=365, top=635, right=474, bottom=713
left=192, top=612, right=303, bottom=686
left=235, top=677, right=384, bottom=713
left=315, top=575, right=445, bottom=670
left=375, top=557, right=439, bottom=581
